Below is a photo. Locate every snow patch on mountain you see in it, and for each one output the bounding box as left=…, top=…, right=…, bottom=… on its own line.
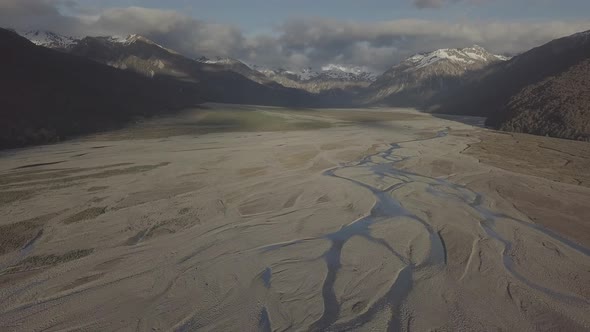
left=320, top=64, right=378, bottom=81
left=254, top=64, right=377, bottom=82
left=196, top=56, right=242, bottom=65
left=108, top=34, right=168, bottom=49
left=494, top=54, right=512, bottom=61
left=105, top=35, right=129, bottom=44
left=401, top=45, right=508, bottom=71
left=20, top=30, right=176, bottom=54
left=21, top=30, right=78, bottom=49
left=409, top=50, right=472, bottom=69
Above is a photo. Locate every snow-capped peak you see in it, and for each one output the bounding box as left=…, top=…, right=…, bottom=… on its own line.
left=97, top=34, right=180, bottom=54
left=319, top=64, right=378, bottom=81
left=107, top=34, right=163, bottom=47
left=253, top=64, right=377, bottom=82
left=321, top=64, right=367, bottom=75
left=402, top=45, right=508, bottom=70
left=20, top=30, right=171, bottom=52
left=21, top=30, right=78, bottom=49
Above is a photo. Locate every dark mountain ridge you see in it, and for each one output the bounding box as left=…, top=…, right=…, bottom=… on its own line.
left=68, top=35, right=317, bottom=107
left=429, top=30, right=590, bottom=140
left=0, top=28, right=201, bottom=149
left=433, top=33, right=590, bottom=117
left=496, top=57, right=590, bottom=140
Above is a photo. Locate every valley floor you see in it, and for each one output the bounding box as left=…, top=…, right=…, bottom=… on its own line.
left=0, top=104, right=589, bottom=331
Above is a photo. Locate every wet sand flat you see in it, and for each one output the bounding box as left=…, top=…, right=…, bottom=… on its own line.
left=0, top=104, right=589, bottom=331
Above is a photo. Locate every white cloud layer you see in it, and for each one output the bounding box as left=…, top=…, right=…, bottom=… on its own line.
left=2, top=0, right=589, bottom=72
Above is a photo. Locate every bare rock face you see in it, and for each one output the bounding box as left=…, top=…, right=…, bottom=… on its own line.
left=364, top=45, right=507, bottom=106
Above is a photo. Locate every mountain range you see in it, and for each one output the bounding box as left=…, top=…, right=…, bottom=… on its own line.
left=251, top=65, right=377, bottom=94
left=1, top=27, right=589, bottom=148
left=20, top=30, right=376, bottom=96
left=0, top=29, right=202, bottom=149
left=363, top=45, right=509, bottom=106
left=67, top=34, right=315, bottom=107
left=434, top=30, right=590, bottom=140
left=20, top=30, right=78, bottom=49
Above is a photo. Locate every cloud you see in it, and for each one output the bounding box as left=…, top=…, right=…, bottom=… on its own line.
left=268, top=17, right=589, bottom=70
left=92, top=7, right=245, bottom=57
left=2, top=0, right=589, bottom=72
left=413, top=0, right=447, bottom=8
left=0, top=0, right=84, bottom=32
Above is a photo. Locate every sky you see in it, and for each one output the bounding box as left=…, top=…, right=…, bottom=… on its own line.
left=2, top=0, right=590, bottom=72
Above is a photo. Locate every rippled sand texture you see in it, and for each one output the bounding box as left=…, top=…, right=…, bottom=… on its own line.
left=1, top=105, right=589, bottom=331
